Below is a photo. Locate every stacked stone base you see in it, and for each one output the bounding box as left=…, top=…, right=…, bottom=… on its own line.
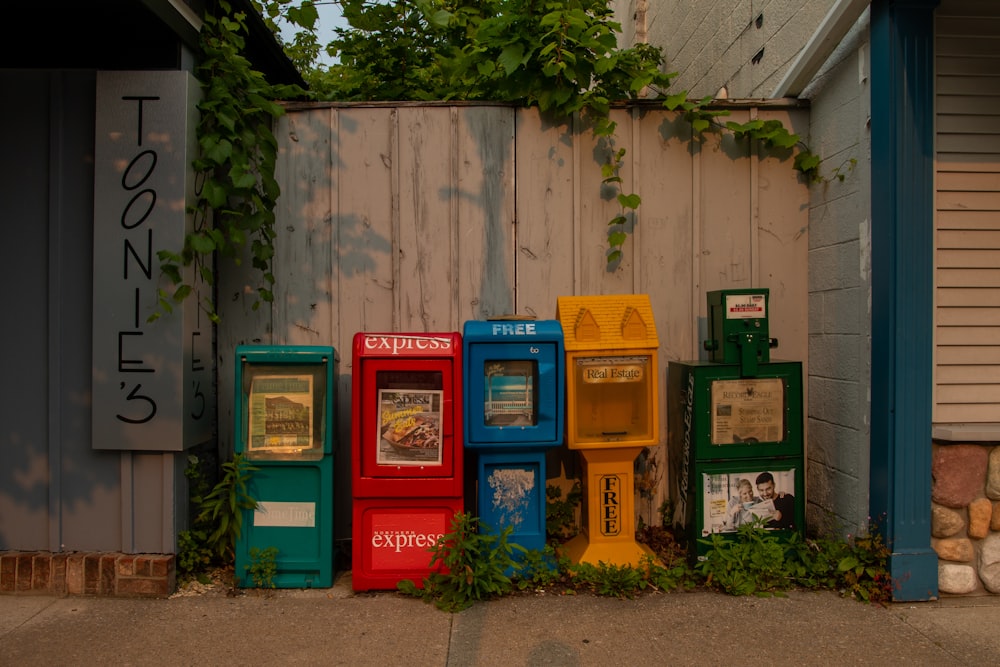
left=0, top=551, right=175, bottom=598
left=932, top=443, right=1000, bottom=595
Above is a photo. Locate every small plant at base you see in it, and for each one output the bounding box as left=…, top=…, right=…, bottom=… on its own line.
left=697, top=518, right=791, bottom=596
left=176, top=529, right=214, bottom=581
left=398, top=512, right=525, bottom=612
left=194, top=453, right=260, bottom=561
left=836, top=517, right=894, bottom=604
left=569, top=560, right=647, bottom=599
left=546, top=482, right=582, bottom=540
left=176, top=455, right=215, bottom=580
left=515, top=545, right=570, bottom=591
left=246, top=546, right=279, bottom=588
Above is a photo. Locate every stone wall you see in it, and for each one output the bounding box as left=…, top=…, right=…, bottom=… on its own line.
left=932, top=444, right=1000, bottom=595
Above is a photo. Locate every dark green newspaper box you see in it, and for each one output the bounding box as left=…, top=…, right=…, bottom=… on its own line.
left=669, top=288, right=804, bottom=560
left=234, top=345, right=337, bottom=588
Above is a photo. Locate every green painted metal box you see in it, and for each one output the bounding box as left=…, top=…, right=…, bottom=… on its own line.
left=704, top=289, right=774, bottom=373
left=667, top=359, right=804, bottom=558
left=234, top=345, right=337, bottom=588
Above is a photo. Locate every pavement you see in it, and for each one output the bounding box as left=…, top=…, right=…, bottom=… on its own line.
left=3, top=573, right=1000, bottom=666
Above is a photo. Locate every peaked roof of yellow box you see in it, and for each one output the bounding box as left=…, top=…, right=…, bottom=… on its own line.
left=556, top=294, right=659, bottom=351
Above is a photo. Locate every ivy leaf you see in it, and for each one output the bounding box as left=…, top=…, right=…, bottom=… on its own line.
left=664, top=92, right=687, bottom=110
left=794, top=151, right=822, bottom=174
left=617, top=193, right=641, bottom=209
left=188, top=232, right=216, bottom=254
left=691, top=117, right=710, bottom=133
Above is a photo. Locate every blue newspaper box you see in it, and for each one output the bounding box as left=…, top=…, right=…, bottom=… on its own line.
left=463, top=319, right=564, bottom=554
left=234, top=345, right=336, bottom=588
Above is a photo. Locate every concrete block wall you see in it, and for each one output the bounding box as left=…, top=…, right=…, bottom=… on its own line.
left=933, top=444, right=1000, bottom=596
left=802, top=14, right=872, bottom=538
left=611, top=0, right=836, bottom=98
left=0, top=552, right=175, bottom=598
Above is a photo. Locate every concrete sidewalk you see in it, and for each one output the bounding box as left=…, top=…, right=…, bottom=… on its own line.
left=3, top=573, right=1000, bottom=666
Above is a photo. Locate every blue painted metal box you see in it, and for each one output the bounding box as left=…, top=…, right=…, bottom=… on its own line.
left=463, top=319, right=564, bottom=557
left=462, top=319, right=564, bottom=449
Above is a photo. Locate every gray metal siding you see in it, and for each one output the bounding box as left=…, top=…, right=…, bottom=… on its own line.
left=0, top=70, right=181, bottom=554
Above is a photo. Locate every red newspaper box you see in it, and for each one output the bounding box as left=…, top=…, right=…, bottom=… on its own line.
left=351, top=332, right=464, bottom=591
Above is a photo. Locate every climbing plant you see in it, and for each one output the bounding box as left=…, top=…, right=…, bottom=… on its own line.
left=154, top=0, right=305, bottom=322
left=164, top=0, right=839, bottom=316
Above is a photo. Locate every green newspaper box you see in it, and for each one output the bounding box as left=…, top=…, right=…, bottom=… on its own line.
left=234, top=345, right=337, bottom=588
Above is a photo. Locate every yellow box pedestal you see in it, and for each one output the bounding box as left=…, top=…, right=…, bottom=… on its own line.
left=562, top=448, right=659, bottom=567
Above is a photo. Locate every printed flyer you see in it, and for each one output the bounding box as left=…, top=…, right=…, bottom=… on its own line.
left=377, top=389, right=444, bottom=465
left=248, top=375, right=314, bottom=451
left=701, top=469, right=797, bottom=535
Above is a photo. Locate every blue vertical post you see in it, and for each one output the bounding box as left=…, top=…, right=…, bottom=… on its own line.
left=870, top=0, right=940, bottom=601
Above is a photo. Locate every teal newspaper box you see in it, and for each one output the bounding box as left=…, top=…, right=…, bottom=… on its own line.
left=234, top=345, right=337, bottom=588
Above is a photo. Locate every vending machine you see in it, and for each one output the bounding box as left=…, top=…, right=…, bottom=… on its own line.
left=668, top=289, right=805, bottom=559
left=556, top=294, right=661, bottom=567
left=350, top=332, right=464, bottom=591
left=463, top=318, right=565, bottom=556
left=234, top=345, right=337, bottom=588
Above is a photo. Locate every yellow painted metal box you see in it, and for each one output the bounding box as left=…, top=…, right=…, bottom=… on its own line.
left=556, top=295, right=660, bottom=450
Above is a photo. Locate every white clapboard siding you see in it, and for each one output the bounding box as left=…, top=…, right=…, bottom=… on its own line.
left=935, top=1, right=1000, bottom=424
left=219, top=102, right=810, bottom=538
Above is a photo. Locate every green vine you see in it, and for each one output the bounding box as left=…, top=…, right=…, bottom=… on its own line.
left=153, top=0, right=304, bottom=322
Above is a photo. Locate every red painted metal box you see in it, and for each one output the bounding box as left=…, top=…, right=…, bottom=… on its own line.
left=350, top=332, right=464, bottom=591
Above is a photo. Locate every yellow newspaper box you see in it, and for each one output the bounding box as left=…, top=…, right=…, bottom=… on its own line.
left=556, top=295, right=660, bottom=566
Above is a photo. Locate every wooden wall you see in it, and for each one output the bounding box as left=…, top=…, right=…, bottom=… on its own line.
left=217, top=101, right=810, bottom=541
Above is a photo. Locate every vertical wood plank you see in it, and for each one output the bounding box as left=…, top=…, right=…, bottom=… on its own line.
left=397, top=107, right=457, bottom=331
left=273, top=108, right=335, bottom=346
left=456, top=106, right=516, bottom=320
left=633, top=108, right=697, bottom=363
left=698, top=109, right=753, bottom=330
left=756, top=107, right=810, bottom=371
left=335, top=107, right=397, bottom=338
left=515, top=108, right=577, bottom=319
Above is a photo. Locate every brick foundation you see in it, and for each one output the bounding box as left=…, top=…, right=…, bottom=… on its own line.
left=0, top=552, right=175, bottom=598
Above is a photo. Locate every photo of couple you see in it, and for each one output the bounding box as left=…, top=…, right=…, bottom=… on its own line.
left=702, top=469, right=797, bottom=535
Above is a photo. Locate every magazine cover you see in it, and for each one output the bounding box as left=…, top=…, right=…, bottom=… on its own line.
left=377, top=389, right=444, bottom=465
left=248, top=374, right=314, bottom=451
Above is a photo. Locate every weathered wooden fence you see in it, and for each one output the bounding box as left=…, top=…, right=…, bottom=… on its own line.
left=218, top=101, right=810, bottom=541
